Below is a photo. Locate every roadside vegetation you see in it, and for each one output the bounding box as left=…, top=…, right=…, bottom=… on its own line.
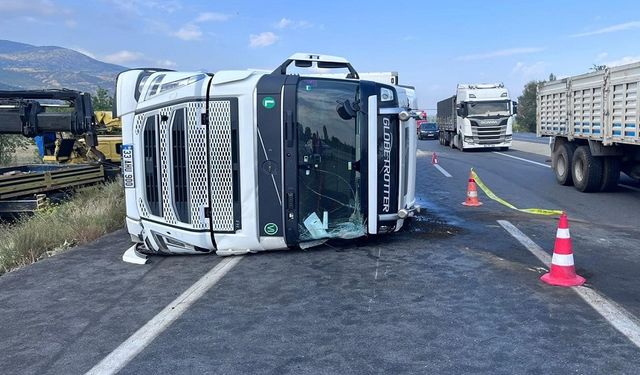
left=0, top=180, right=125, bottom=275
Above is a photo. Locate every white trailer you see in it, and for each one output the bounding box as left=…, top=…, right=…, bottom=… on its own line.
left=537, top=62, right=640, bottom=192
left=437, top=83, right=515, bottom=151
left=114, top=53, right=419, bottom=255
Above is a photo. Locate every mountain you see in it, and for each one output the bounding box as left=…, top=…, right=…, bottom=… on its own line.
left=0, top=40, right=126, bottom=94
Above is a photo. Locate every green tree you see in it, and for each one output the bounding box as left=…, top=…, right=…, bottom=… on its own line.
left=548, top=73, right=557, bottom=81
left=0, top=135, right=31, bottom=166
left=591, top=64, right=607, bottom=71
left=516, top=80, right=539, bottom=132
left=92, top=87, right=114, bottom=111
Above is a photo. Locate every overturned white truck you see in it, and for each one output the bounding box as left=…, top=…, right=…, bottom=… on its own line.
left=114, top=53, right=419, bottom=255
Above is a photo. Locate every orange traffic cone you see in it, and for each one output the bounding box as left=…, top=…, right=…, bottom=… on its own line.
left=462, top=171, right=483, bottom=206
left=432, top=152, right=439, bottom=165
left=540, top=212, right=586, bottom=287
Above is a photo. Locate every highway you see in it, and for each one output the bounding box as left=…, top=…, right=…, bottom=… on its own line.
left=1, top=138, right=640, bottom=374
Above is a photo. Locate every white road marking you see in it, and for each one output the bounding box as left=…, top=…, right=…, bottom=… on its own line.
left=493, top=151, right=551, bottom=168
left=416, top=149, right=452, bottom=177
left=86, top=256, right=243, bottom=375
left=434, top=164, right=452, bottom=178
left=620, top=184, right=640, bottom=192
left=498, top=220, right=640, bottom=349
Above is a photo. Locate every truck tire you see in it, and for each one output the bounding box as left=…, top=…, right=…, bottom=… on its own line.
left=553, top=142, right=576, bottom=186
left=600, top=156, right=621, bottom=191
left=450, top=135, right=456, bottom=149
left=571, top=145, right=603, bottom=192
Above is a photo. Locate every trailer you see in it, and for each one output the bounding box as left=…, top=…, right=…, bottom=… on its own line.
left=537, top=62, right=640, bottom=192
left=114, top=52, right=420, bottom=255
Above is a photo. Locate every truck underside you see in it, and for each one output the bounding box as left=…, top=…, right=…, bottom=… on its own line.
left=551, top=137, right=640, bottom=192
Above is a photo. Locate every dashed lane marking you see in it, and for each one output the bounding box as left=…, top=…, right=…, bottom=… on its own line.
left=498, top=220, right=640, bottom=349
left=416, top=149, right=452, bottom=177
left=434, top=164, right=452, bottom=178
left=493, top=151, right=551, bottom=168
left=86, top=256, right=243, bottom=375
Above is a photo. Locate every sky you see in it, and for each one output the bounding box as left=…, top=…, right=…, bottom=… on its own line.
left=1, top=0, right=639, bottom=110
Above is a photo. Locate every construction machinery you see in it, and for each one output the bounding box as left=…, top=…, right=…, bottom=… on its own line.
left=0, top=89, right=118, bottom=213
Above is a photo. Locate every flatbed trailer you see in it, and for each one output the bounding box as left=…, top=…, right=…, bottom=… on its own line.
left=0, top=163, right=106, bottom=213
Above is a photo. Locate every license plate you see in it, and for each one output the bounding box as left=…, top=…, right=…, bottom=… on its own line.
left=121, top=144, right=135, bottom=188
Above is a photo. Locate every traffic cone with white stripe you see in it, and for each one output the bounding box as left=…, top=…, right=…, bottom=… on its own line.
left=462, top=170, right=482, bottom=207
left=432, top=152, right=439, bottom=165
left=540, top=212, right=586, bottom=287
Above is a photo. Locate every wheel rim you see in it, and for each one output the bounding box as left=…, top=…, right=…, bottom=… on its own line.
left=575, top=158, right=584, bottom=182
left=557, top=155, right=566, bottom=177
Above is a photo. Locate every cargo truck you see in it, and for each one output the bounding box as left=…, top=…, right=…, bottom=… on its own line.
left=537, top=62, right=640, bottom=192
left=437, top=84, right=515, bottom=150
left=114, top=53, right=420, bottom=255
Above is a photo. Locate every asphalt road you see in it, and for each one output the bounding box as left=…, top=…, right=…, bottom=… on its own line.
left=1, top=138, right=640, bottom=374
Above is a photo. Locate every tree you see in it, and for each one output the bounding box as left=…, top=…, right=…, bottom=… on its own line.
left=548, top=73, right=557, bottom=81
left=591, top=64, right=607, bottom=71
left=92, top=87, right=114, bottom=111
left=0, top=135, right=31, bottom=166
left=516, top=80, right=539, bottom=132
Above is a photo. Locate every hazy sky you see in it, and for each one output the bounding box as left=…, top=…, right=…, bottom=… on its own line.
left=1, top=0, right=639, bottom=110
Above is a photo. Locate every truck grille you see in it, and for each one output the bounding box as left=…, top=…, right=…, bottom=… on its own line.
left=135, top=99, right=239, bottom=233
left=208, top=100, right=236, bottom=232
left=470, top=119, right=507, bottom=144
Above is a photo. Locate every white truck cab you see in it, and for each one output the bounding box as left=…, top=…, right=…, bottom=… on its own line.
left=114, top=53, right=419, bottom=255
left=438, top=83, right=515, bottom=150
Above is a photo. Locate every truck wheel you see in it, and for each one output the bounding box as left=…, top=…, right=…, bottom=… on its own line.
left=600, top=156, right=621, bottom=191
left=450, top=135, right=456, bottom=149
left=553, top=142, right=576, bottom=186
left=572, top=145, right=603, bottom=192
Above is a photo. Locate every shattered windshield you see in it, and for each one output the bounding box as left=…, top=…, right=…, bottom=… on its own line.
left=297, top=79, right=364, bottom=242
left=467, top=101, right=510, bottom=117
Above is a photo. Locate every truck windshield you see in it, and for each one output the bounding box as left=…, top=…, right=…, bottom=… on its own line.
left=297, top=79, right=364, bottom=241
left=468, top=101, right=510, bottom=117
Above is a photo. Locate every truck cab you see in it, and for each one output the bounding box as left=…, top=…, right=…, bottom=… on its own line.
left=114, top=53, right=419, bottom=255
left=450, top=83, right=515, bottom=150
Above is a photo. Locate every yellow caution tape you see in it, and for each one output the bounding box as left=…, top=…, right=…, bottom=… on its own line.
left=470, top=168, right=563, bottom=216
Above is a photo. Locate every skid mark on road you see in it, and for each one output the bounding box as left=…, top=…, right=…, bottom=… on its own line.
left=493, top=151, right=550, bottom=168
left=498, top=220, right=640, bottom=349
left=86, top=256, right=243, bottom=375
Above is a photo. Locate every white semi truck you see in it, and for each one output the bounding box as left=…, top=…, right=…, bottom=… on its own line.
left=537, top=62, right=640, bottom=192
left=437, top=83, right=515, bottom=151
left=114, top=53, right=420, bottom=256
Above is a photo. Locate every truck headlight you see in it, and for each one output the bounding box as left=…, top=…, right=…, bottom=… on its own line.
left=464, top=136, right=474, bottom=143
left=505, top=135, right=512, bottom=141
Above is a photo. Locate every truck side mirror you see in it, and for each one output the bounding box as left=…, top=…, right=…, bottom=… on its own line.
left=512, top=101, right=518, bottom=115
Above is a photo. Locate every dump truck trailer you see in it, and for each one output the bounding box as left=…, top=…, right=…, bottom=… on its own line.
left=114, top=52, right=419, bottom=255
left=537, top=62, right=640, bottom=192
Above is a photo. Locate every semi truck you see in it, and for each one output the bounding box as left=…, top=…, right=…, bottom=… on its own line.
left=537, top=62, right=640, bottom=192
left=114, top=53, right=420, bottom=256
left=437, top=84, right=515, bottom=150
